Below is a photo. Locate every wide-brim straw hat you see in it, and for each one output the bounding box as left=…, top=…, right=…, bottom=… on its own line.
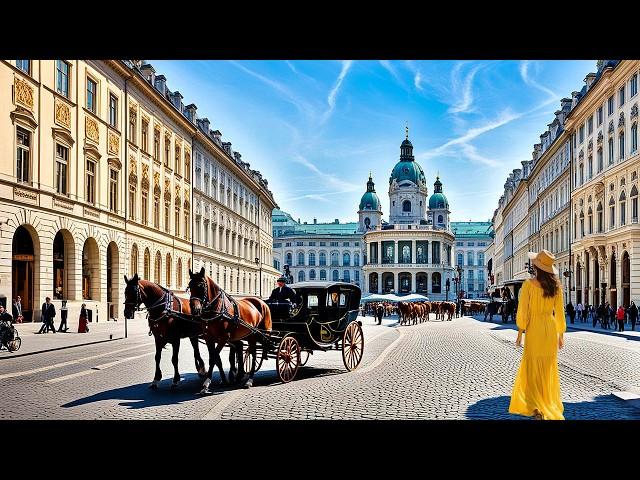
left=528, top=250, right=558, bottom=275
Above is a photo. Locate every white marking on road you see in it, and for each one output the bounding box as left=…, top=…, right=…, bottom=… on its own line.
left=45, top=350, right=155, bottom=384
left=357, top=327, right=405, bottom=375
left=0, top=343, right=150, bottom=380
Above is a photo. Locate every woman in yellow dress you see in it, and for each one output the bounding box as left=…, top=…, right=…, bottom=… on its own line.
left=509, top=250, right=566, bottom=420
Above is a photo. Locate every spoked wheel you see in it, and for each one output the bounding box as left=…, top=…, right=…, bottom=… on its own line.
left=7, top=334, right=21, bottom=352
left=342, top=322, right=364, bottom=371
left=243, top=346, right=264, bottom=373
left=300, top=350, right=310, bottom=367
left=276, top=335, right=301, bottom=383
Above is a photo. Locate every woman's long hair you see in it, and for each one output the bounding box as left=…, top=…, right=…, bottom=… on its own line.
left=535, top=267, right=561, bottom=298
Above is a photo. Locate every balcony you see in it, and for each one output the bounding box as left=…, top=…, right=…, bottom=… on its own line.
left=365, top=263, right=452, bottom=269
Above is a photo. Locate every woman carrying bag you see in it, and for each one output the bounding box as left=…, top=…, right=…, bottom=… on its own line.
left=509, top=250, right=566, bottom=420
left=78, top=304, right=89, bottom=333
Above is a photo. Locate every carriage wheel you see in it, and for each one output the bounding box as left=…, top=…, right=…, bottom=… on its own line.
left=300, top=350, right=310, bottom=367
left=342, top=322, right=364, bottom=371
left=7, top=335, right=21, bottom=352
left=276, top=336, right=301, bottom=383
left=242, top=346, right=264, bottom=374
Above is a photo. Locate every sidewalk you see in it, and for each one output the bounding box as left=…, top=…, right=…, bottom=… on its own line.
left=0, top=318, right=150, bottom=359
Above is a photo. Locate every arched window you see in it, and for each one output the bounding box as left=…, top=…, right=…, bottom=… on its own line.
left=467, top=251, right=473, bottom=266
left=609, top=137, right=615, bottom=165
left=609, top=196, right=616, bottom=229
left=331, top=251, right=339, bottom=266
left=130, top=244, right=139, bottom=276
left=298, top=271, right=305, bottom=282
left=177, top=258, right=183, bottom=288
left=319, top=251, right=327, bottom=266
left=457, top=252, right=464, bottom=266
left=166, top=253, right=172, bottom=287
left=353, top=252, right=360, bottom=266
left=588, top=155, right=593, bottom=178
left=402, top=200, right=411, bottom=212
left=431, top=272, right=441, bottom=293
left=320, top=269, right=327, bottom=280
left=343, top=252, right=350, bottom=266
left=144, top=248, right=151, bottom=280
left=579, top=210, right=585, bottom=237
left=332, top=270, right=339, bottom=281
left=478, top=252, right=484, bottom=266
left=438, top=214, right=444, bottom=224
left=632, top=123, right=638, bottom=153
left=597, top=202, right=603, bottom=232
left=597, top=148, right=603, bottom=172
left=309, top=269, right=316, bottom=280
left=402, top=245, right=410, bottom=263
left=620, top=131, right=626, bottom=160
left=631, top=185, right=638, bottom=222
left=154, top=251, right=162, bottom=284
left=285, top=252, right=292, bottom=266
left=588, top=207, right=593, bottom=234
left=344, top=270, right=350, bottom=282
left=620, top=190, right=627, bottom=226
left=297, top=251, right=305, bottom=266
left=308, top=252, right=316, bottom=266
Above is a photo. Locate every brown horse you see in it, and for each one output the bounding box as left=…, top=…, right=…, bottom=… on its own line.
left=188, top=267, right=272, bottom=391
left=123, top=274, right=207, bottom=389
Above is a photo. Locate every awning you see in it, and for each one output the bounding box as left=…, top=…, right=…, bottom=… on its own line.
left=360, top=293, right=429, bottom=303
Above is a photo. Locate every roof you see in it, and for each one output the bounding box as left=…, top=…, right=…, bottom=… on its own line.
left=451, top=221, right=493, bottom=238
left=289, top=281, right=361, bottom=290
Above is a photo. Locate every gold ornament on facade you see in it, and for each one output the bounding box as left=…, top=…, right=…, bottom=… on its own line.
left=14, top=77, right=34, bottom=110
left=85, top=116, right=99, bottom=143
left=55, top=99, right=71, bottom=128
left=108, top=131, right=120, bottom=154
left=164, top=179, right=172, bottom=202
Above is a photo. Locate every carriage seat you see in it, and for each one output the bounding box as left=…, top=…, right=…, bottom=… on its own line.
left=265, top=300, right=296, bottom=321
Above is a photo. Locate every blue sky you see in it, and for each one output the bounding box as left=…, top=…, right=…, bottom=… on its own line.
left=151, top=59, right=595, bottom=223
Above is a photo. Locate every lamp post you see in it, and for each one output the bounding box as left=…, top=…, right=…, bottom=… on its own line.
left=255, top=257, right=262, bottom=297
left=445, top=278, right=450, bottom=302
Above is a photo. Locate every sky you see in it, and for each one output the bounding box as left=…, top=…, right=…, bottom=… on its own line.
left=150, top=59, right=595, bottom=223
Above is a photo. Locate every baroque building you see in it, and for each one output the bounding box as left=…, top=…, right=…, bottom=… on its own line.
left=452, top=222, right=493, bottom=298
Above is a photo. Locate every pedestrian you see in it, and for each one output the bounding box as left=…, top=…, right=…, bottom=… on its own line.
left=616, top=305, right=626, bottom=332
left=58, top=299, right=69, bottom=332
left=609, top=304, right=616, bottom=330
left=576, top=302, right=583, bottom=322
left=38, top=297, right=56, bottom=334
left=509, top=250, right=565, bottom=420
left=0, top=305, right=14, bottom=350
left=375, top=303, right=383, bottom=325
left=628, top=301, right=638, bottom=331
left=12, top=296, right=23, bottom=323
left=566, top=302, right=575, bottom=324
left=78, top=304, right=89, bottom=333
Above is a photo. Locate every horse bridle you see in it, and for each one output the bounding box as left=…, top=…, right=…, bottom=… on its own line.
left=191, top=277, right=238, bottom=324
left=123, top=282, right=169, bottom=318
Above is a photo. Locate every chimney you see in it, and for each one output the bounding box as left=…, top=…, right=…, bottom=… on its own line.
left=554, top=110, right=565, bottom=125
left=154, top=75, right=166, bottom=96
left=585, top=72, right=597, bottom=89
left=140, top=63, right=156, bottom=84
left=313, top=218, right=317, bottom=224
left=184, top=103, right=197, bottom=123
left=171, top=91, right=184, bottom=111
left=560, top=97, right=572, bottom=112
left=222, top=142, right=232, bottom=155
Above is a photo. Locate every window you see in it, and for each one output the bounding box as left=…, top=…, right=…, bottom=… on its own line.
left=579, top=125, right=585, bottom=143
left=309, top=269, right=316, bottom=280
left=467, top=251, right=473, bottom=266
left=298, top=252, right=305, bottom=266
left=56, top=60, right=70, bottom=97
left=467, top=242, right=475, bottom=246
left=619, top=86, right=625, bottom=106
left=632, top=74, right=638, bottom=98
left=16, top=60, right=30, bottom=74
left=85, top=158, right=96, bottom=204
left=330, top=242, right=338, bottom=247
left=109, top=94, right=118, bottom=128
left=331, top=251, right=339, bottom=266
left=175, top=145, right=181, bottom=175
left=55, top=143, right=68, bottom=195
left=86, top=77, right=97, bottom=113
left=610, top=198, right=616, bottom=229
left=153, top=129, right=160, bottom=160
left=129, top=109, right=137, bottom=144
left=609, top=138, right=614, bottom=165
left=308, top=252, right=316, bottom=266
left=154, top=197, right=160, bottom=229
left=456, top=242, right=463, bottom=246
left=184, top=211, right=190, bottom=240
left=319, top=252, right=326, bottom=266
left=343, top=270, right=350, bottom=282
left=308, top=242, right=316, bottom=246
left=588, top=155, right=593, bottom=178
left=332, top=270, right=339, bottom=281
left=402, top=200, right=411, bottom=212
left=320, top=269, right=327, bottom=281
left=588, top=116, right=593, bottom=135
left=620, top=132, right=625, bottom=160
left=621, top=198, right=626, bottom=226
left=175, top=207, right=180, bottom=237
left=16, top=127, right=30, bottom=183
left=185, top=151, right=190, bottom=181
left=141, top=119, right=149, bottom=152
left=354, top=252, right=360, bottom=266
left=588, top=208, right=593, bottom=234
left=457, top=253, right=464, bottom=265
left=597, top=202, right=603, bottom=232
left=343, top=242, right=349, bottom=247
left=598, top=106, right=603, bottom=125
left=165, top=136, right=171, bottom=167
left=632, top=123, right=638, bottom=153
left=343, top=252, right=351, bottom=266
left=319, top=242, right=326, bottom=246
left=165, top=203, right=170, bottom=233
left=632, top=188, right=638, bottom=222
left=129, top=185, right=136, bottom=220
left=109, top=169, right=118, bottom=212
left=296, top=242, right=304, bottom=246
left=608, top=95, right=614, bottom=115
left=598, top=148, right=604, bottom=172
left=355, top=270, right=359, bottom=282
left=141, top=191, right=148, bottom=225
left=478, top=253, right=484, bottom=266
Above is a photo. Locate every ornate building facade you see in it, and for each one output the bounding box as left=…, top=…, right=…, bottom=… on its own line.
left=361, top=132, right=455, bottom=299
left=0, top=60, right=276, bottom=327
left=452, top=222, right=493, bottom=298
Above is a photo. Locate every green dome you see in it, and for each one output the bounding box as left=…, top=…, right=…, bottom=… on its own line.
left=359, top=174, right=381, bottom=211
left=428, top=176, right=448, bottom=209
left=389, top=160, right=426, bottom=186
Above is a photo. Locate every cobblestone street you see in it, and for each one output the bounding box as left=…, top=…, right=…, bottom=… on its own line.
left=2, top=314, right=639, bottom=420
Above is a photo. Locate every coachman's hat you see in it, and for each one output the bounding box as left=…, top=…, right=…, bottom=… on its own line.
left=277, top=276, right=287, bottom=283
left=527, top=250, right=558, bottom=275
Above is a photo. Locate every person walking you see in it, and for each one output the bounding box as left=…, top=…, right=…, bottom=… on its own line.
left=576, top=302, right=583, bottom=322
left=38, top=297, right=56, bottom=334
left=12, top=296, right=23, bottom=323
left=509, top=250, right=566, bottom=420
left=628, top=301, right=638, bottom=331
left=57, top=300, right=69, bottom=332
left=609, top=304, right=616, bottom=331
left=566, top=302, right=575, bottom=324
left=616, top=305, right=626, bottom=332
left=375, top=303, right=384, bottom=325
left=78, top=304, right=89, bottom=333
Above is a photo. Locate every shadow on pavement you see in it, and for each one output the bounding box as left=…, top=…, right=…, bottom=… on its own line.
left=61, top=366, right=346, bottom=410
left=465, top=394, right=640, bottom=420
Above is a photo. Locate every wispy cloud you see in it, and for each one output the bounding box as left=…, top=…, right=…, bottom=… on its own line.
left=520, top=61, right=557, bottom=100
left=291, top=154, right=360, bottom=193
left=380, top=60, right=401, bottom=83
left=414, top=71, right=424, bottom=91
left=321, top=60, right=353, bottom=124
left=448, top=63, right=481, bottom=114
left=285, top=60, right=297, bottom=74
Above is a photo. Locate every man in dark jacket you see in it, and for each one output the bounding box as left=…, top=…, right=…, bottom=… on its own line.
left=38, top=297, right=56, bottom=334
left=628, top=301, right=638, bottom=331
left=566, top=302, right=575, bottom=324
left=12, top=296, right=23, bottom=323
left=268, top=277, right=297, bottom=303
left=375, top=303, right=384, bottom=325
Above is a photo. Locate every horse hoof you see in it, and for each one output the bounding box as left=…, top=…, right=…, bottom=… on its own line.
left=243, top=378, right=253, bottom=389
left=199, top=388, right=211, bottom=396
left=149, top=383, right=159, bottom=390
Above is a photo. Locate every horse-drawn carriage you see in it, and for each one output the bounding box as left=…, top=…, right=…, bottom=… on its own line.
left=124, top=271, right=364, bottom=392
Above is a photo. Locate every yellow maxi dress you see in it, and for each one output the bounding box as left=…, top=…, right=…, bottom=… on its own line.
left=508, top=279, right=566, bottom=420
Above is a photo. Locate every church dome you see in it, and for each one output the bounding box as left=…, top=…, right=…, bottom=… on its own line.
left=389, top=132, right=427, bottom=187
left=428, top=176, right=449, bottom=209
left=359, top=174, right=381, bottom=211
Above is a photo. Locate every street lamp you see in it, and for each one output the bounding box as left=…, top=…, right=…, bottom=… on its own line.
left=255, top=257, right=262, bottom=297
left=445, top=278, right=450, bottom=301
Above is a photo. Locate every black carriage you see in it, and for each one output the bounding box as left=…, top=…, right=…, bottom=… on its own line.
left=245, top=281, right=364, bottom=383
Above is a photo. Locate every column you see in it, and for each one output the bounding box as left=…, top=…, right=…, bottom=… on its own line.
left=378, top=272, right=382, bottom=294
left=394, top=271, right=399, bottom=294
left=617, top=255, right=623, bottom=307
left=411, top=272, right=416, bottom=292
left=377, top=241, right=382, bottom=265
left=412, top=240, right=416, bottom=264
left=394, top=241, right=398, bottom=264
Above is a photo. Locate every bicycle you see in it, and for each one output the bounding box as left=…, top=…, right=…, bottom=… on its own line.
left=0, top=321, right=21, bottom=352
